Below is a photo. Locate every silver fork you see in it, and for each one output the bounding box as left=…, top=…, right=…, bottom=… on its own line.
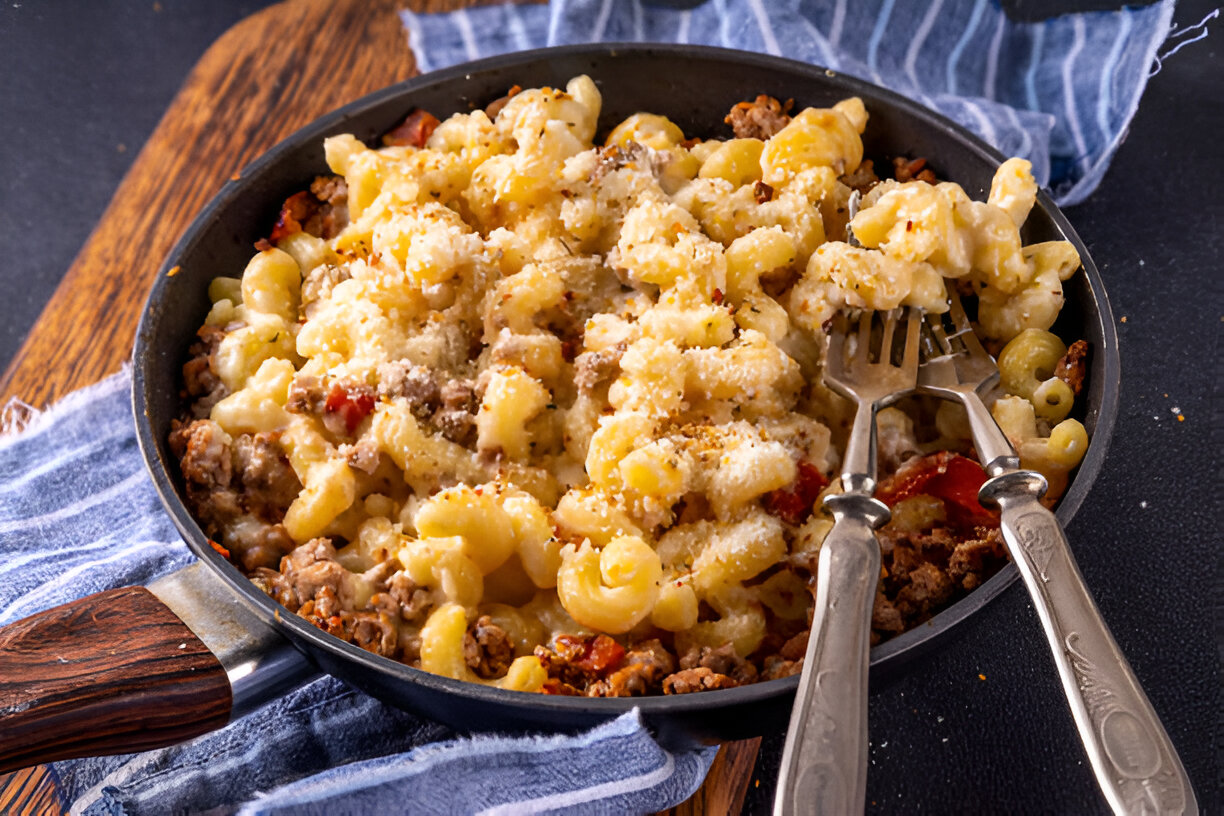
left=920, top=290, right=1198, bottom=816
left=775, top=308, right=921, bottom=816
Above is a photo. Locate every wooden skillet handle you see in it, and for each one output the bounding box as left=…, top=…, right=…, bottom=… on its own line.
left=0, top=586, right=232, bottom=772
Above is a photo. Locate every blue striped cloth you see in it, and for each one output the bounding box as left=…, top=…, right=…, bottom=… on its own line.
left=401, top=0, right=1179, bottom=206
left=0, top=370, right=717, bottom=815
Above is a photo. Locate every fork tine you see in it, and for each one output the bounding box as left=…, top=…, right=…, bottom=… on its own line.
left=946, top=286, right=971, bottom=328
left=945, top=288, right=991, bottom=358
left=856, top=311, right=873, bottom=361
left=826, top=312, right=848, bottom=377
left=901, top=307, right=922, bottom=372
left=879, top=309, right=898, bottom=360
left=925, top=307, right=954, bottom=356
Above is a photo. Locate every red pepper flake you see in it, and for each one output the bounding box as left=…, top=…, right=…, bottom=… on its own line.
left=208, top=539, right=231, bottom=559
left=560, top=338, right=579, bottom=363
left=383, top=108, right=441, bottom=148
left=764, top=461, right=830, bottom=525
left=712, top=288, right=724, bottom=306
left=324, top=383, right=376, bottom=434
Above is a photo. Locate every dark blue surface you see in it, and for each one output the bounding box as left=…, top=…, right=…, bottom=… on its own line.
left=1, top=1, right=1219, bottom=813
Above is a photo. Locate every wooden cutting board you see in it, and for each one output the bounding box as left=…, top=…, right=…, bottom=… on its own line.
left=0, top=0, right=762, bottom=812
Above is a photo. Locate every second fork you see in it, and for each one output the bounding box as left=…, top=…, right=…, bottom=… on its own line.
left=919, top=291, right=1198, bottom=815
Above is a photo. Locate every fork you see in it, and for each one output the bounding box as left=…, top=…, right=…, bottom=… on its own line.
left=774, top=308, right=921, bottom=816
left=920, top=291, right=1198, bottom=816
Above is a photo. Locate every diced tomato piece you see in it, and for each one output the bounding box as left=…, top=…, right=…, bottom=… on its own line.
left=573, top=634, right=625, bottom=675
left=384, top=108, right=441, bottom=148
left=764, top=461, right=831, bottom=525
left=324, top=383, right=376, bottom=434
left=876, top=451, right=998, bottom=528
left=554, top=634, right=626, bottom=677
left=269, top=191, right=316, bottom=242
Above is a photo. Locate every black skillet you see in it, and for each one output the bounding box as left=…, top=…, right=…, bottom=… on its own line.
left=0, top=44, right=1118, bottom=769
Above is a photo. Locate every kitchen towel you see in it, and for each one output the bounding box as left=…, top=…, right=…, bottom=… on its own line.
left=401, top=0, right=1185, bottom=206
left=0, top=371, right=717, bottom=816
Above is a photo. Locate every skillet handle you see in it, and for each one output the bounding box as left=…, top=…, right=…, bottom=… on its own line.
left=0, top=585, right=232, bottom=772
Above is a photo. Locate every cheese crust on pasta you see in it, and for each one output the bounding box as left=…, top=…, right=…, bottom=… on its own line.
left=171, top=80, right=1089, bottom=696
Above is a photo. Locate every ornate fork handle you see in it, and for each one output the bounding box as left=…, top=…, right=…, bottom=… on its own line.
left=981, top=471, right=1198, bottom=816
left=777, top=307, right=919, bottom=815
left=775, top=493, right=888, bottom=816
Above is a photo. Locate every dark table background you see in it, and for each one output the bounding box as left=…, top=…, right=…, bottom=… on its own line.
left=1, top=1, right=1219, bottom=813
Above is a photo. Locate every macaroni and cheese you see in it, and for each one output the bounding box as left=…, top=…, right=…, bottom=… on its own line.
left=171, top=79, right=1090, bottom=696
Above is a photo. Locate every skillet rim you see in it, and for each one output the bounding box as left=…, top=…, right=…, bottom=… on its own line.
left=131, top=41, right=1119, bottom=727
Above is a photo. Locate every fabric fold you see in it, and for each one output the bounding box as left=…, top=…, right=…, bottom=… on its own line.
left=401, top=0, right=1177, bottom=205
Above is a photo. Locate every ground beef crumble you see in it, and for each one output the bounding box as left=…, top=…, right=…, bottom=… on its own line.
left=388, top=570, right=435, bottom=624
left=664, top=667, right=738, bottom=694
left=251, top=539, right=403, bottom=659
left=181, top=325, right=228, bottom=417
left=286, top=375, right=326, bottom=415
left=1055, top=339, right=1088, bottom=396
left=588, top=639, right=675, bottom=697
left=171, top=419, right=240, bottom=546
left=573, top=344, right=625, bottom=392
left=377, top=361, right=441, bottom=418
left=839, top=159, right=880, bottom=194
left=465, top=616, right=516, bottom=678
left=877, top=523, right=1007, bottom=634
left=893, top=156, right=938, bottom=184
left=725, top=94, right=793, bottom=140
left=269, top=176, right=349, bottom=243
left=679, top=643, right=759, bottom=685
left=232, top=432, right=301, bottom=520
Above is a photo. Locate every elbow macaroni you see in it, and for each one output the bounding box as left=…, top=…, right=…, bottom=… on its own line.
left=180, top=77, right=1090, bottom=694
